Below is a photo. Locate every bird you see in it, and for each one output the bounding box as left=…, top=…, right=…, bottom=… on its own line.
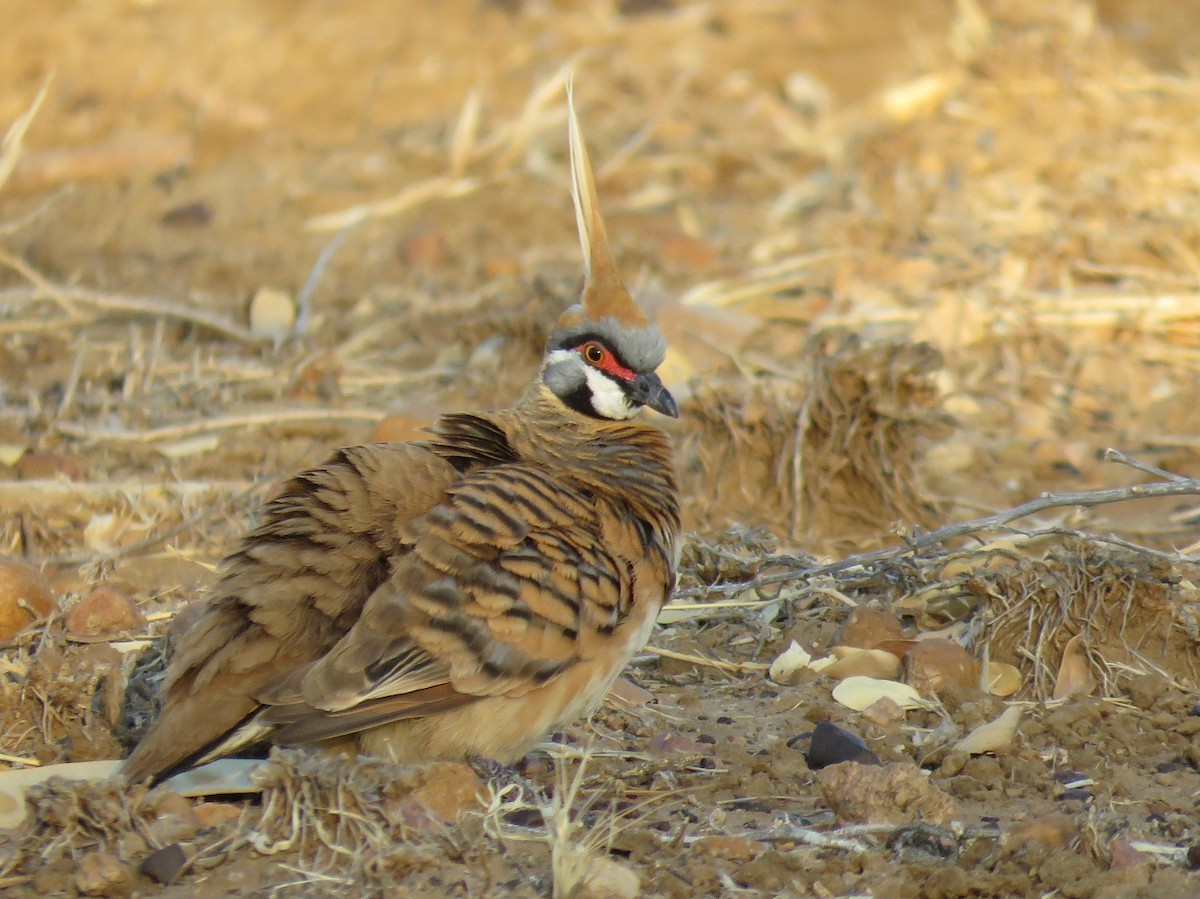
left=122, top=85, right=682, bottom=784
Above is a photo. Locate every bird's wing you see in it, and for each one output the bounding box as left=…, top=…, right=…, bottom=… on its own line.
left=248, top=462, right=639, bottom=745
left=121, top=441, right=464, bottom=783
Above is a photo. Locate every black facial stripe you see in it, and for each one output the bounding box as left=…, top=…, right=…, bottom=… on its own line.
left=561, top=382, right=603, bottom=419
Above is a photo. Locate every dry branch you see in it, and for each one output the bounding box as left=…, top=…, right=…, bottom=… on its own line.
left=679, top=449, right=1200, bottom=600
left=55, top=408, right=383, bottom=443
left=0, top=285, right=256, bottom=343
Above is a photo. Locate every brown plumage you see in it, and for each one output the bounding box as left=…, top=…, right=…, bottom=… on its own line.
left=123, top=85, right=681, bottom=784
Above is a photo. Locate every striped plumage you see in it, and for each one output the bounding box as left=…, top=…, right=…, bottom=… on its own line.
left=122, top=85, right=681, bottom=784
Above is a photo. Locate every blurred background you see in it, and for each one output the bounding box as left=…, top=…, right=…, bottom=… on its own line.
left=4, top=5, right=1200, bottom=895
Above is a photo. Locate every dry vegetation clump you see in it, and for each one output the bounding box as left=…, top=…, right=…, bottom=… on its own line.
left=247, top=752, right=463, bottom=890
left=0, top=642, right=128, bottom=765
left=678, top=332, right=952, bottom=548
left=977, top=540, right=1200, bottom=698
left=1, top=776, right=158, bottom=877
left=795, top=332, right=953, bottom=545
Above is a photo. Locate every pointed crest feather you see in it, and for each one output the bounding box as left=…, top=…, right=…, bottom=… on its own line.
left=566, top=78, right=648, bottom=329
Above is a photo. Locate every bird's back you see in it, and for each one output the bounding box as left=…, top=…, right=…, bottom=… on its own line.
left=123, top=397, right=678, bottom=782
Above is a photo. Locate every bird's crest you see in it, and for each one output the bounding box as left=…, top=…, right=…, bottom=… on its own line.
left=564, top=79, right=649, bottom=330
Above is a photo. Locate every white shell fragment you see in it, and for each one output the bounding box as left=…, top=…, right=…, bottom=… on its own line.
left=952, top=706, right=1022, bottom=755
left=769, top=640, right=813, bottom=683
left=248, top=286, right=297, bottom=343
left=832, top=675, right=931, bottom=711
left=164, top=757, right=265, bottom=797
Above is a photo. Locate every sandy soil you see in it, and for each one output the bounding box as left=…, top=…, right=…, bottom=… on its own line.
left=1, top=1, right=1200, bottom=896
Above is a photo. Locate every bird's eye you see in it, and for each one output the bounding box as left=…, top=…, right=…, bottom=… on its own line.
left=583, top=343, right=605, bottom=365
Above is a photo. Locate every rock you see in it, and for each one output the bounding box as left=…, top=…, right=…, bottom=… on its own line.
left=558, top=847, right=640, bottom=899
left=1108, top=837, right=1150, bottom=870
left=693, top=835, right=767, bottom=860
left=804, top=721, right=881, bottom=769
left=1124, top=673, right=1169, bottom=711
left=816, top=761, right=961, bottom=828
left=1005, top=813, right=1077, bottom=851
left=194, top=801, right=243, bottom=829
left=139, top=843, right=188, bottom=886
left=66, top=585, right=147, bottom=635
left=74, top=850, right=134, bottom=896
left=905, top=639, right=978, bottom=698
left=836, top=607, right=904, bottom=650
left=409, top=761, right=484, bottom=822
left=0, top=559, right=57, bottom=639
left=146, top=789, right=201, bottom=844
left=861, top=695, right=906, bottom=727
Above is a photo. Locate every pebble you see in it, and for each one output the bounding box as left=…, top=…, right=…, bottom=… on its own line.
left=194, top=801, right=243, bottom=829
left=66, top=585, right=147, bottom=635
left=1005, top=813, right=1077, bottom=851
left=74, top=851, right=134, bottom=896
left=803, top=720, right=881, bottom=769
left=139, top=843, right=188, bottom=886
left=693, top=835, right=767, bottom=860
left=816, top=761, right=961, bottom=827
left=0, top=559, right=58, bottom=639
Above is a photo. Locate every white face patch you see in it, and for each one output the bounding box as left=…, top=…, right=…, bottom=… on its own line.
left=583, top=366, right=636, bottom=420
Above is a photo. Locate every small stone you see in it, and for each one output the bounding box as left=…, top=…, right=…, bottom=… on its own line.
left=905, top=639, right=978, bottom=698
left=1124, top=673, right=1168, bottom=711
left=409, top=761, right=484, bottom=822
left=804, top=721, right=881, bottom=769
left=816, top=761, right=961, bottom=828
left=139, top=843, right=188, bottom=886
left=1005, top=813, right=1077, bottom=851
left=194, top=801, right=243, bottom=829
left=160, top=200, right=212, bottom=228
left=146, top=789, right=201, bottom=844
left=836, top=607, right=904, bottom=650
left=75, top=850, right=134, bottom=895
left=66, top=585, right=147, bottom=635
left=560, top=848, right=640, bottom=899
left=693, top=835, right=766, bottom=860
left=1109, top=838, right=1150, bottom=870
left=861, top=695, right=906, bottom=727
left=1187, top=842, right=1200, bottom=869
left=0, top=559, right=57, bottom=639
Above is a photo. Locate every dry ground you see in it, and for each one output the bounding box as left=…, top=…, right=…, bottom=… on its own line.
left=2, top=0, right=1200, bottom=896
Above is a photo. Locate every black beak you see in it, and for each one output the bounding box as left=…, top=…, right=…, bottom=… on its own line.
left=628, top=371, right=679, bottom=418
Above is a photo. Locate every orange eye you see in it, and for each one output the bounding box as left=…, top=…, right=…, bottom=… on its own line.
left=583, top=343, right=604, bottom=365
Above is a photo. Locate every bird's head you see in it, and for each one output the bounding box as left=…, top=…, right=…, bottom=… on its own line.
left=541, top=81, right=677, bottom=423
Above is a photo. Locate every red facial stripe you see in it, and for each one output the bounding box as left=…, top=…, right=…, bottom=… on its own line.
left=576, top=342, right=636, bottom=382
left=599, top=354, right=635, bottom=382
